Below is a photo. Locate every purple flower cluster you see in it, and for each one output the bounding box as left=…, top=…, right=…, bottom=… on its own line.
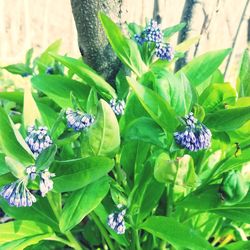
left=110, top=99, right=126, bottom=116
left=107, top=204, right=126, bottom=234
left=134, top=19, right=174, bottom=61
left=174, top=112, right=212, bottom=152
left=66, top=108, right=95, bottom=131
left=25, top=126, right=53, bottom=158
left=0, top=166, right=55, bottom=207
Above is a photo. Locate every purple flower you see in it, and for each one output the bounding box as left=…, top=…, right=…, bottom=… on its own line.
left=155, top=43, right=174, bottom=61
left=110, top=99, right=126, bottom=116
left=107, top=204, right=126, bottom=234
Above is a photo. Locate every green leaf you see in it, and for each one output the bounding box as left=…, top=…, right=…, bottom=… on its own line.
left=199, top=83, right=237, bottom=112
left=53, top=156, right=114, bottom=192
left=177, top=185, right=222, bottom=210
left=23, top=86, right=42, bottom=128
left=219, top=241, right=250, bottom=250
left=50, top=54, right=116, bottom=99
left=0, top=154, right=9, bottom=175
left=0, top=197, right=59, bottom=231
left=31, top=75, right=90, bottom=109
left=204, top=106, right=250, bottom=131
left=126, top=77, right=177, bottom=133
left=153, top=69, right=195, bottom=115
left=99, top=12, right=147, bottom=76
left=82, top=99, right=120, bottom=157
left=59, top=177, right=110, bottom=232
left=37, top=39, right=61, bottom=73
left=0, top=220, right=53, bottom=250
left=180, top=49, right=231, bottom=87
left=124, top=117, right=167, bottom=148
left=237, top=49, right=250, bottom=97
left=0, top=107, right=34, bottom=166
left=2, top=63, right=32, bottom=76
left=0, top=91, right=24, bottom=105
left=36, top=144, right=57, bottom=171
left=25, top=48, right=34, bottom=67
left=175, top=36, right=199, bottom=53
left=163, top=22, right=186, bottom=38
left=140, top=216, right=213, bottom=250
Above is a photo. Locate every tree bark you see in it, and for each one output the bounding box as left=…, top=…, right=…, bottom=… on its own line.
left=70, top=0, right=123, bottom=83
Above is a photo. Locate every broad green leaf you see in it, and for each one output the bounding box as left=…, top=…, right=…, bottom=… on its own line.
left=0, top=107, right=34, bottom=166
left=219, top=241, right=250, bottom=250
left=36, top=144, right=57, bottom=171
left=0, top=220, right=53, bottom=250
left=37, top=39, right=61, bottom=73
left=99, top=13, right=147, bottom=76
left=0, top=91, right=24, bottom=105
left=23, top=85, right=42, bottom=128
left=128, top=161, right=164, bottom=223
left=180, top=49, right=231, bottom=87
left=204, top=106, right=250, bottom=131
left=0, top=197, right=59, bottom=231
left=53, top=156, right=114, bottom=192
left=59, top=177, right=110, bottom=232
left=175, top=36, right=200, bottom=53
left=0, top=153, right=9, bottom=175
left=163, top=22, right=186, bottom=38
left=124, top=117, right=167, bottom=148
left=140, top=216, right=213, bottom=250
left=81, top=99, right=120, bottom=157
left=126, top=77, right=177, bottom=133
left=50, top=54, right=116, bottom=99
left=153, top=69, right=195, bottom=115
left=2, top=63, right=32, bottom=76
left=199, top=83, right=237, bottom=112
left=177, top=185, right=222, bottom=210
left=119, top=93, right=149, bottom=134
left=120, top=140, right=150, bottom=184
left=31, top=75, right=90, bottom=109
left=237, top=49, right=250, bottom=97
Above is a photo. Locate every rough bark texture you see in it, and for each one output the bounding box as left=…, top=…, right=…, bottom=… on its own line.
left=70, top=0, right=123, bottom=83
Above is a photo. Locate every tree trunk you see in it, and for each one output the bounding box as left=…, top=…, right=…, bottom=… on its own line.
left=70, top=0, right=123, bottom=84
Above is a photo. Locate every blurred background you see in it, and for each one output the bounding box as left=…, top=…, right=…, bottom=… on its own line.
left=0, top=0, right=249, bottom=80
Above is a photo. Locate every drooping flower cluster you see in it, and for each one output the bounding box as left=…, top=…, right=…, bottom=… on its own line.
left=110, top=99, right=126, bottom=116
left=39, top=169, right=55, bottom=197
left=0, top=166, right=55, bottom=208
left=134, top=19, right=174, bottom=61
left=155, top=43, right=175, bottom=61
left=25, top=126, right=53, bottom=158
left=66, top=108, right=95, bottom=131
left=174, top=112, right=212, bottom=152
left=107, top=204, right=126, bottom=234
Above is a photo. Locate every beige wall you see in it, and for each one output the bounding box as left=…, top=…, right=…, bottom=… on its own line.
left=0, top=0, right=249, bottom=80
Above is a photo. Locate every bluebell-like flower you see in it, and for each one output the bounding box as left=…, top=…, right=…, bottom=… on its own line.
left=110, top=99, right=126, bottom=116
left=155, top=43, right=174, bottom=61
left=134, top=20, right=163, bottom=45
left=134, top=34, right=146, bottom=45
left=174, top=112, right=212, bottom=151
left=66, top=108, right=95, bottom=131
left=0, top=179, right=36, bottom=207
left=25, top=126, right=53, bottom=158
left=26, top=165, right=37, bottom=181
left=39, top=169, right=55, bottom=197
left=107, top=204, right=126, bottom=234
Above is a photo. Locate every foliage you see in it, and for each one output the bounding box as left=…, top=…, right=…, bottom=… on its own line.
left=0, top=13, right=250, bottom=250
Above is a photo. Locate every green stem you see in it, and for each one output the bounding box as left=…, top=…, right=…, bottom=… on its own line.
left=47, top=193, right=83, bottom=250
left=115, top=154, right=124, bottom=185
left=134, top=229, right=141, bottom=250
left=90, top=212, right=115, bottom=250
left=65, top=231, right=83, bottom=250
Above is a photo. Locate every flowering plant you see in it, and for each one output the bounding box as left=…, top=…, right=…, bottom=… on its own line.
left=0, top=13, right=250, bottom=250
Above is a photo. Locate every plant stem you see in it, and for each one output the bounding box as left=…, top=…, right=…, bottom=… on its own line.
left=65, top=231, right=83, bottom=250
left=115, top=154, right=124, bottom=185
left=134, top=229, right=141, bottom=250
left=90, top=212, right=115, bottom=250
left=47, top=193, right=83, bottom=250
